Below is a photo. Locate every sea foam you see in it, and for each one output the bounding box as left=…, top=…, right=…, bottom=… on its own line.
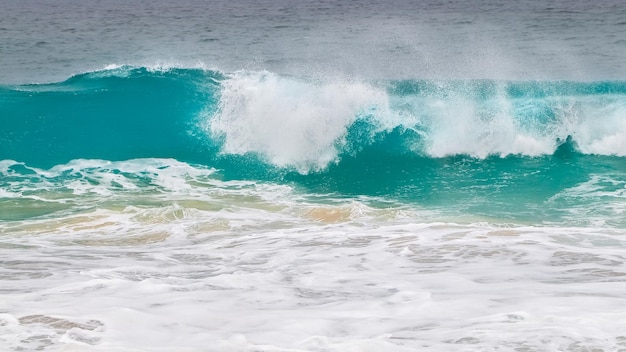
left=208, top=70, right=390, bottom=172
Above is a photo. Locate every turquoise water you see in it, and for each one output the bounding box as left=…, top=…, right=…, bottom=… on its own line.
left=2, top=1, right=626, bottom=351
left=3, top=67, right=626, bottom=225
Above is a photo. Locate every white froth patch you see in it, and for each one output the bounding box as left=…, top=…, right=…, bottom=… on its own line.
left=0, top=159, right=21, bottom=173
left=2, top=217, right=626, bottom=351
left=587, top=133, right=626, bottom=155
left=510, top=134, right=550, bottom=155
left=209, top=71, right=389, bottom=172
left=390, top=83, right=626, bottom=159
left=0, top=189, right=19, bottom=198
left=418, top=86, right=556, bottom=158
left=550, top=96, right=626, bottom=156
left=577, top=105, right=626, bottom=156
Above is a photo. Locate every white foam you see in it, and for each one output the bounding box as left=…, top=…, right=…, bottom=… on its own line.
left=2, top=214, right=626, bottom=351
left=208, top=71, right=389, bottom=172
left=2, top=159, right=626, bottom=350
left=0, top=159, right=21, bottom=173
left=0, top=189, right=18, bottom=198
left=206, top=73, right=626, bottom=163
left=402, top=85, right=551, bottom=158
left=575, top=102, right=626, bottom=156
left=398, top=84, right=626, bottom=158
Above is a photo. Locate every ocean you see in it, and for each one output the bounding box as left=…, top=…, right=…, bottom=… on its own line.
left=2, top=1, right=626, bottom=351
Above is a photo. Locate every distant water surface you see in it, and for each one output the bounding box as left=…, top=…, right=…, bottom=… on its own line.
left=1, top=0, right=625, bottom=83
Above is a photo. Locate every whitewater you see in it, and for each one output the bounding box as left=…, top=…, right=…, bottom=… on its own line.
left=2, top=1, right=626, bottom=351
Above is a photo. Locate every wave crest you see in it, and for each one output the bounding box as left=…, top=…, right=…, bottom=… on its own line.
left=207, top=71, right=390, bottom=172
left=3, top=66, right=626, bottom=173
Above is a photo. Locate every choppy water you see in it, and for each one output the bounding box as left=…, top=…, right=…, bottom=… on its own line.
left=2, top=1, right=626, bottom=351
left=2, top=0, right=626, bottom=84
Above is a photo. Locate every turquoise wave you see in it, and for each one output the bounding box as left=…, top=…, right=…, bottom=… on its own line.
left=3, top=66, right=626, bottom=224
left=2, top=66, right=626, bottom=193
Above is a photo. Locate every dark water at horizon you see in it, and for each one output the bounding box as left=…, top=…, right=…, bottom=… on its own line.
left=1, top=0, right=625, bottom=83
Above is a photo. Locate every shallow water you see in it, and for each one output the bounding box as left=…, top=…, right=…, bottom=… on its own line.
left=1, top=159, right=626, bottom=351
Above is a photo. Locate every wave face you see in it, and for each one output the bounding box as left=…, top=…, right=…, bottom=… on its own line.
left=0, top=67, right=219, bottom=167
left=2, top=67, right=626, bottom=212
left=3, top=67, right=626, bottom=165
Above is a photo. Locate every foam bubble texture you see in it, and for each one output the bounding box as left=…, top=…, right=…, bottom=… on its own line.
left=209, top=71, right=389, bottom=172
